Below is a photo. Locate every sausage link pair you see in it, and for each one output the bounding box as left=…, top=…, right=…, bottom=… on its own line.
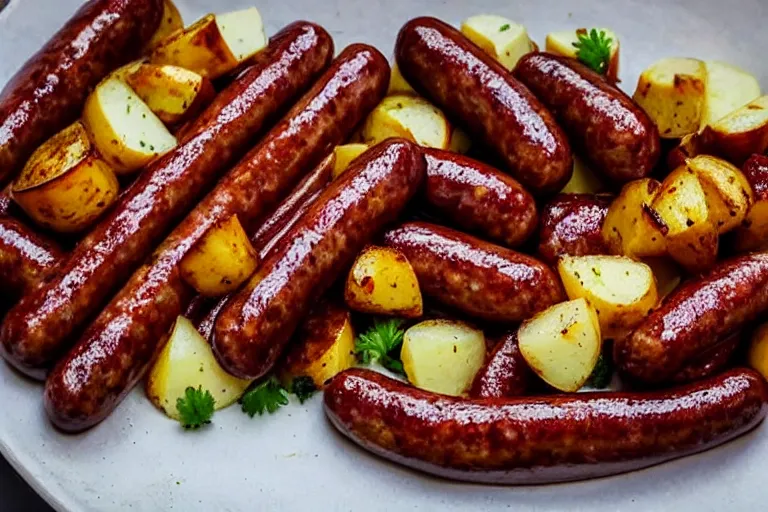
left=615, top=253, right=768, bottom=384
left=0, top=0, right=164, bottom=187
left=44, top=44, right=389, bottom=432
left=1, top=22, right=335, bottom=378
left=422, top=149, right=538, bottom=248
left=383, top=222, right=564, bottom=323
left=213, top=139, right=425, bottom=380
left=537, top=193, right=612, bottom=265
left=395, top=17, right=573, bottom=195
left=325, top=367, right=767, bottom=484
left=0, top=217, right=63, bottom=301
left=513, top=53, right=660, bottom=184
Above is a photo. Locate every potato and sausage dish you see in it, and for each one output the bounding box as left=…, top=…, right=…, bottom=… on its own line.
left=1, top=0, right=768, bottom=485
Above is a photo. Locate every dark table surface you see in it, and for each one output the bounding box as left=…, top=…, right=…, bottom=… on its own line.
left=1, top=455, right=53, bottom=511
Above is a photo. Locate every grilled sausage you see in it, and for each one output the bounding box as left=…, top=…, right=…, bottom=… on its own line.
left=395, top=17, right=572, bottom=195
left=213, top=139, right=425, bottom=380
left=537, top=193, right=612, bottom=265
left=44, top=44, right=389, bottom=432
left=671, top=332, right=740, bottom=384
left=0, top=0, right=164, bottom=187
left=1, top=22, right=335, bottom=378
left=469, top=331, right=530, bottom=398
left=383, top=222, right=564, bottom=323
left=325, top=367, right=767, bottom=484
left=0, top=217, right=63, bottom=301
left=422, top=149, right=538, bottom=247
left=513, top=53, right=660, bottom=184
left=615, top=253, right=768, bottom=384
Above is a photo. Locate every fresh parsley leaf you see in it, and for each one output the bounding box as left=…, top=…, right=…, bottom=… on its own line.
left=572, top=28, right=612, bottom=75
left=355, top=318, right=406, bottom=375
left=240, top=377, right=289, bottom=417
left=176, top=386, right=215, bottom=429
left=499, top=23, right=511, bottom=32
left=587, top=353, right=613, bottom=388
left=291, top=376, right=317, bottom=404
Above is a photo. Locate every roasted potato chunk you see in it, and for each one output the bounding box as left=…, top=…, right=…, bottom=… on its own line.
left=388, top=63, right=417, bottom=96
left=144, top=0, right=184, bottom=51
left=732, top=154, right=768, bottom=252
left=701, top=61, right=761, bottom=129
left=332, top=143, right=369, bottom=180
left=699, top=95, right=768, bottom=165
left=361, top=95, right=452, bottom=149
left=545, top=27, right=620, bottom=82
left=602, top=178, right=667, bottom=258
left=461, top=15, right=536, bottom=71
left=687, top=155, right=753, bottom=233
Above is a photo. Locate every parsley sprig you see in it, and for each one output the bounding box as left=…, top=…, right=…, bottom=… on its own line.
left=355, top=318, right=406, bottom=375
left=176, top=386, right=215, bottom=429
left=240, top=376, right=290, bottom=417
left=573, top=29, right=613, bottom=75
left=587, top=353, right=613, bottom=389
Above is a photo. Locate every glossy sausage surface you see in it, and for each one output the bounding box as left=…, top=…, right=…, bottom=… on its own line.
left=325, top=367, right=767, bottom=484
left=0, top=217, right=63, bottom=301
left=395, top=17, right=572, bottom=195
left=469, top=332, right=530, bottom=399
left=537, top=193, right=612, bottom=265
left=513, top=53, right=660, bottom=184
left=2, top=22, right=334, bottom=378
left=213, top=139, right=425, bottom=380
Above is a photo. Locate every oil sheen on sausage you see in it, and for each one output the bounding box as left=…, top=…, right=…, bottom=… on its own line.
left=537, top=193, right=612, bottom=265
left=469, top=331, right=530, bottom=399
left=0, top=217, right=63, bottom=301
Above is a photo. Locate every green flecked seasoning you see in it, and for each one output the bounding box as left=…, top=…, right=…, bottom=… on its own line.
left=499, top=24, right=511, bottom=32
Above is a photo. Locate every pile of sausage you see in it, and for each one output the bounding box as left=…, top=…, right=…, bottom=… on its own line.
left=0, top=1, right=766, bottom=485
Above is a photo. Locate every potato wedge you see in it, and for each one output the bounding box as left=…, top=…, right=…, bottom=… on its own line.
left=687, top=155, right=753, bottom=233
left=461, top=15, right=535, bottom=71
left=560, top=156, right=605, bottom=194
left=280, top=301, right=356, bottom=388
left=332, top=143, right=369, bottom=179
left=699, top=95, right=768, bottom=165
left=83, top=77, right=177, bottom=174
left=518, top=298, right=602, bottom=392
left=602, top=178, right=667, bottom=258
left=149, top=9, right=267, bottom=79
left=733, top=154, right=768, bottom=252
left=557, top=255, right=658, bottom=339
left=144, top=0, right=184, bottom=51
left=545, top=27, right=620, bottom=82
left=401, top=319, right=486, bottom=396
left=361, top=95, right=451, bottom=149
left=643, top=257, right=682, bottom=299
left=345, top=246, right=423, bottom=318
left=179, top=214, right=259, bottom=296
left=124, top=63, right=215, bottom=126
left=748, top=323, right=768, bottom=381
left=146, top=316, right=252, bottom=419
left=633, top=57, right=706, bottom=138
left=701, top=61, right=761, bottom=129
left=11, top=121, right=119, bottom=233
left=388, top=63, right=417, bottom=96
left=651, top=165, right=718, bottom=272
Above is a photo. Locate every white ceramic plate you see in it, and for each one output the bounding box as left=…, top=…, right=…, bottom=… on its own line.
left=2, top=0, right=767, bottom=510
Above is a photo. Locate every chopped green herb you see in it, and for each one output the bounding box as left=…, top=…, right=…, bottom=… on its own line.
left=572, top=28, right=613, bottom=75
left=290, top=376, right=318, bottom=403
left=176, top=386, right=215, bottom=429
left=587, top=353, right=612, bottom=388
left=499, top=23, right=511, bottom=32
left=240, top=377, right=289, bottom=417
left=355, top=318, right=406, bottom=375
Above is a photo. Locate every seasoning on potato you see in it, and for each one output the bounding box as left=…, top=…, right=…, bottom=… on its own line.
left=602, top=178, right=667, bottom=258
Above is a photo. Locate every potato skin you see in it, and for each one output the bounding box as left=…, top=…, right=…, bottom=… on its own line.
left=538, top=193, right=612, bottom=265
left=469, top=331, right=530, bottom=398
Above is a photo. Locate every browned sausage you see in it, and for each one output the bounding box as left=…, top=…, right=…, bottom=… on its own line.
left=731, top=154, right=768, bottom=253
left=615, top=253, right=768, bottom=384
left=469, top=331, right=530, bottom=398
left=422, top=148, right=538, bottom=247
left=0, top=0, right=164, bottom=187
left=324, top=367, right=767, bottom=484
left=537, top=193, right=612, bottom=265
left=395, top=17, right=573, bottom=195
left=383, top=222, right=564, bottom=323
left=44, top=44, right=390, bottom=432
left=513, top=53, right=660, bottom=184
left=0, top=217, right=63, bottom=300
left=2, top=22, right=335, bottom=378
left=213, top=139, right=425, bottom=380
left=670, top=332, right=740, bottom=384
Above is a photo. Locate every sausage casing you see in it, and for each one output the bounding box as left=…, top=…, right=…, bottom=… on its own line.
left=537, top=193, right=612, bottom=265
left=0, top=217, right=63, bottom=301
left=469, top=332, right=530, bottom=399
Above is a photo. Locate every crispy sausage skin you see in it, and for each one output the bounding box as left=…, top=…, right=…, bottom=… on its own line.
left=422, top=149, right=538, bottom=248
left=469, top=332, right=530, bottom=399
left=732, top=154, right=768, bottom=253
left=213, top=139, right=425, bottom=380
left=615, top=253, right=768, bottom=384
left=0, top=0, right=164, bottom=186
left=513, top=53, right=660, bottom=185
left=383, top=222, right=564, bottom=323
left=537, top=193, right=612, bottom=265
left=1, top=22, right=335, bottom=378
left=671, top=332, right=740, bottom=384
left=44, top=44, right=389, bottom=432
left=0, top=217, right=63, bottom=301
left=325, top=367, right=767, bottom=484
left=395, top=17, right=572, bottom=195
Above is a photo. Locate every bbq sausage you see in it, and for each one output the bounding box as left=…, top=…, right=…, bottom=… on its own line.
left=513, top=53, right=660, bottom=184
left=469, top=332, right=530, bottom=399
left=0, top=217, right=63, bottom=301
left=44, top=44, right=389, bottom=432
left=325, top=367, right=767, bottom=484
left=2, top=22, right=335, bottom=378
left=422, top=149, right=538, bottom=248
left=383, top=222, right=564, bottom=323
left=537, top=193, right=612, bottom=265
left=671, top=332, right=740, bottom=384
left=615, top=253, right=768, bottom=384
left=213, top=139, right=425, bottom=380
left=395, top=17, right=572, bottom=195
left=0, top=0, right=164, bottom=186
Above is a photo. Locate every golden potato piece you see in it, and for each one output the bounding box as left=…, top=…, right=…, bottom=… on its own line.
left=361, top=95, right=451, bottom=149
left=518, top=298, right=602, bottom=392
left=748, top=323, right=768, bottom=381
left=687, top=155, right=753, bottom=233
left=545, top=27, right=620, bottom=82
left=332, top=143, right=369, bottom=180
left=701, top=61, right=761, bottom=129
left=388, top=63, right=417, bottom=96
left=461, top=15, right=536, bottom=71
left=280, top=301, right=356, bottom=388
left=146, top=316, right=252, bottom=419
left=11, top=121, right=119, bottom=233
left=401, top=319, right=486, bottom=396
left=345, top=246, right=423, bottom=318
left=560, top=155, right=605, bottom=194
left=633, top=57, right=706, bottom=138
left=558, top=255, right=658, bottom=339
left=179, top=214, right=259, bottom=296
left=144, top=0, right=184, bottom=51
left=602, top=178, right=667, bottom=258
left=700, top=95, right=768, bottom=165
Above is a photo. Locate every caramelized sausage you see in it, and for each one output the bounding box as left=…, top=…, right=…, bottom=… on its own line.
left=537, top=193, right=612, bottom=265
left=0, top=217, right=63, bottom=300
left=469, top=332, right=530, bottom=398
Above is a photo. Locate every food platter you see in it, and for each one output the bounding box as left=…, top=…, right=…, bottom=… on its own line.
left=1, top=0, right=767, bottom=510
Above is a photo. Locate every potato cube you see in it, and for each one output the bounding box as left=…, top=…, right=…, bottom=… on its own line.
left=461, top=15, right=536, bottom=71
left=602, top=178, right=667, bottom=258
left=545, top=27, right=620, bottom=81
left=701, top=61, right=761, bottom=129
left=361, top=95, right=451, bottom=149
